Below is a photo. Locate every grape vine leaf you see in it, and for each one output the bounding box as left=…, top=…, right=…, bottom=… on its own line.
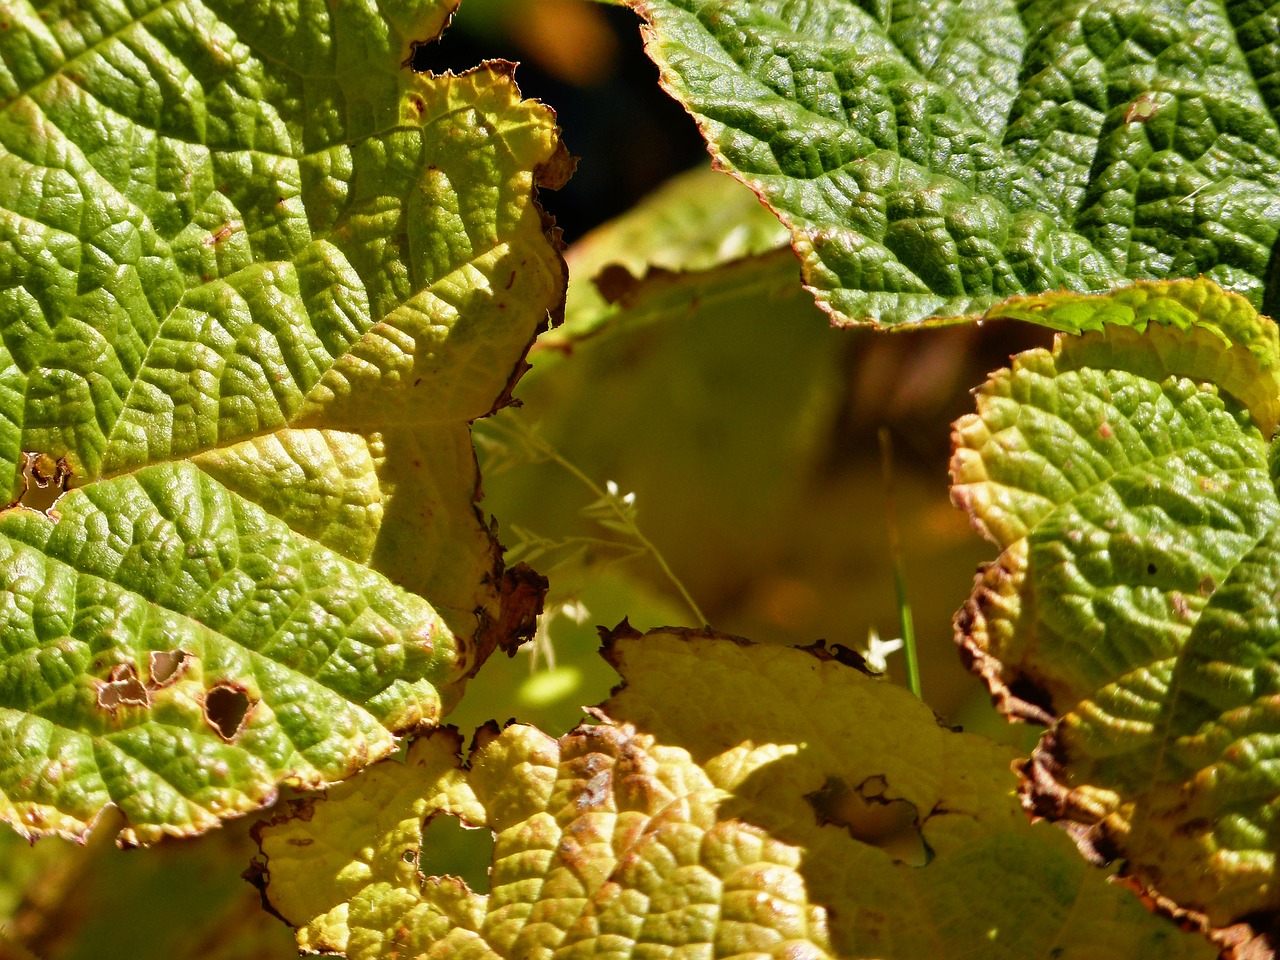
left=255, top=626, right=1212, bottom=959
left=953, top=278, right=1280, bottom=944
left=622, top=0, right=1280, bottom=327
left=0, top=0, right=566, bottom=845
left=253, top=719, right=834, bottom=960
left=602, top=626, right=1212, bottom=959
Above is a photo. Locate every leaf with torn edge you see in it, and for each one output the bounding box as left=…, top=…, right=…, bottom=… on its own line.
left=253, top=721, right=833, bottom=960
left=0, top=0, right=564, bottom=844
left=623, top=0, right=1280, bottom=327
left=953, top=278, right=1280, bottom=945
left=601, top=625, right=1212, bottom=959
left=255, top=624, right=1211, bottom=960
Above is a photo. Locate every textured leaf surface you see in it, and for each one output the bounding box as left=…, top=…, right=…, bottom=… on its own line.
left=601, top=627, right=1211, bottom=959
left=257, top=627, right=1210, bottom=959
left=952, top=279, right=1280, bottom=929
left=625, top=0, right=1280, bottom=326
left=0, top=0, right=564, bottom=843
left=255, top=721, right=833, bottom=960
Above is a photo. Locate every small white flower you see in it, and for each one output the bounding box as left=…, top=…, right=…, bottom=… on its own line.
left=604, top=480, right=637, bottom=510
left=863, top=627, right=903, bottom=673
left=560, top=599, right=590, bottom=624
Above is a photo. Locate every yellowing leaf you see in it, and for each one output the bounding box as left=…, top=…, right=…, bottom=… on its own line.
left=255, top=721, right=832, bottom=960
left=602, top=626, right=1213, bottom=960
left=257, top=625, right=1210, bottom=959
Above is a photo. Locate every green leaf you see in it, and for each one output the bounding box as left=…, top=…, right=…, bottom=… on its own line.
left=953, top=279, right=1280, bottom=932
left=0, top=1, right=565, bottom=844
left=624, top=0, right=1280, bottom=326
left=254, top=721, right=834, bottom=960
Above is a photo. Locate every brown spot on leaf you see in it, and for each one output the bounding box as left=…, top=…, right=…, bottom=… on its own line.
left=807, top=775, right=930, bottom=866
left=1171, top=590, right=1192, bottom=620
left=1125, top=92, right=1160, bottom=124
left=1199, top=475, right=1228, bottom=494
left=576, top=769, right=612, bottom=811
left=204, top=221, right=239, bottom=245
left=204, top=683, right=255, bottom=740
left=96, top=664, right=150, bottom=710
left=1200, top=574, right=1218, bottom=597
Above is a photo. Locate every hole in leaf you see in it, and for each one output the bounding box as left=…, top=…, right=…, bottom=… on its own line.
left=418, top=812, right=494, bottom=893
left=148, top=649, right=190, bottom=687
left=807, top=775, right=931, bottom=866
left=1147, top=562, right=1158, bottom=575
left=204, top=684, right=255, bottom=741
left=96, top=664, right=150, bottom=710
left=16, top=452, right=71, bottom=513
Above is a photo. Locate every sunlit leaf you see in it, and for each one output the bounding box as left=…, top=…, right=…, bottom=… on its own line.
left=624, top=0, right=1280, bottom=326
left=953, top=278, right=1280, bottom=937
left=256, top=625, right=1210, bottom=959
left=255, top=721, right=833, bottom=960
left=603, top=626, right=1211, bottom=959
left=0, top=0, right=564, bottom=844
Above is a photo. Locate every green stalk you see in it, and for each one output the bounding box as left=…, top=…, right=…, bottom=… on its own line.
left=878, top=427, right=921, bottom=700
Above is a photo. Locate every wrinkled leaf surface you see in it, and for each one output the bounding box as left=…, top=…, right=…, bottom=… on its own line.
left=0, top=0, right=564, bottom=844
left=625, top=0, right=1280, bottom=326
left=256, top=720, right=833, bottom=960
left=258, top=626, right=1211, bottom=959
left=953, top=278, right=1280, bottom=929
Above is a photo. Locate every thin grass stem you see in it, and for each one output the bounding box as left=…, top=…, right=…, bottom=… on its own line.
left=878, top=426, right=922, bottom=700
left=480, top=416, right=708, bottom=626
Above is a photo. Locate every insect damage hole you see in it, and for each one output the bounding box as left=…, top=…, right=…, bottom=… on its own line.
left=807, top=774, right=931, bottom=866
left=204, top=684, right=256, bottom=741
left=418, top=812, right=494, bottom=894
left=148, top=649, right=190, bottom=687
left=16, top=452, right=72, bottom=513
left=96, top=664, right=150, bottom=710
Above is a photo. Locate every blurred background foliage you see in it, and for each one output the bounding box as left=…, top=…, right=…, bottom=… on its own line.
left=1, top=2, right=1047, bottom=956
